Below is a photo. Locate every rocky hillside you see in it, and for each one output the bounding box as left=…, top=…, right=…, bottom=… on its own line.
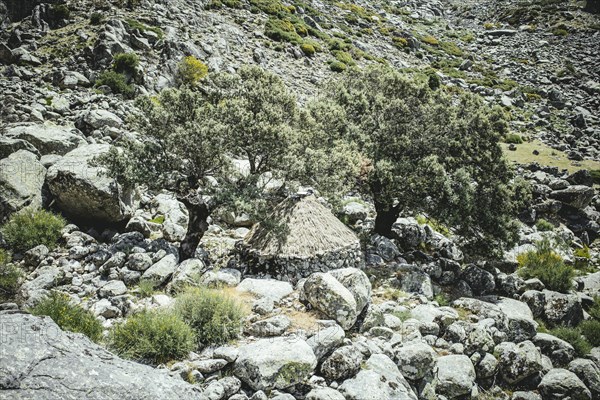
left=1, top=1, right=600, bottom=400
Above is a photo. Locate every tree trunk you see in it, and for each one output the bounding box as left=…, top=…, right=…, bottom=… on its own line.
left=178, top=193, right=211, bottom=261
left=374, top=201, right=400, bottom=238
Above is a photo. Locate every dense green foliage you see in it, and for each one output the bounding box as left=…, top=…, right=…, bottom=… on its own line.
left=1, top=209, right=66, bottom=253
left=580, top=320, right=600, bottom=346
left=178, top=56, right=208, bottom=85
left=109, top=310, right=196, bottom=365
left=95, top=70, right=135, bottom=97
left=550, top=326, right=591, bottom=356
left=308, top=66, right=528, bottom=257
left=29, top=292, right=103, bottom=342
left=175, top=287, right=246, bottom=345
left=112, top=53, right=139, bottom=76
left=535, top=218, right=554, bottom=232
left=517, top=240, right=574, bottom=292
left=0, top=250, right=22, bottom=302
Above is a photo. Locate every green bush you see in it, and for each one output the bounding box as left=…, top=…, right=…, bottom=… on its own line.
left=0, top=250, right=23, bottom=302
left=175, top=287, right=246, bottom=346
left=95, top=71, right=135, bottom=98
left=51, top=4, right=71, bottom=20
left=300, top=43, right=316, bottom=56
left=329, top=61, right=347, bottom=72
left=517, top=240, right=574, bottom=292
left=550, top=326, right=591, bottom=356
left=580, top=320, right=600, bottom=346
left=590, top=169, right=600, bottom=185
left=535, top=218, right=554, bottom=232
left=125, top=19, right=164, bottom=39
left=1, top=209, right=66, bottom=253
left=504, top=133, right=524, bottom=144
left=113, top=53, right=139, bottom=75
left=29, top=292, right=103, bottom=342
left=178, top=56, right=208, bottom=85
left=137, top=279, right=157, bottom=298
left=90, top=12, right=104, bottom=25
left=587, top=297, right=600, bottom=320
left=265, top=18, right=302, bottom=44
left=109, top=309, right=195, bottom=365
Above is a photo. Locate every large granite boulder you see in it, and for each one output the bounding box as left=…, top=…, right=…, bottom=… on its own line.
left=233, top=336, right=317, bottom=391
left=0, top=150, right=46, bottom=222
left=495, top=341, right=544, bottom=385
left=0, top=313, right=203, bottom=399
left=538, top=368, right=592, bottom=400
left=435, top=355, right=476, bottom=398
left=549, top=186, right=595, bottom=209
left=46, top=144, right=136, bottom=223
left=5, top=124, right=86, bottom=156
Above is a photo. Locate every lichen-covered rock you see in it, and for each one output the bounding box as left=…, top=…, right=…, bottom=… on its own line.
left=5, top=124, right=86, bottom=155
left=328, top=267, right=372, bottom=312
left=0, top=150, right=45, bottom=221
left=568, top=359, right=600, bottom=398
left=435, top=355, right=476, bottom=398
left=46, top=144, right=136, bottom=223
left=394, top=341, right=437, bottom=381
left=320, top=345, right=364, bottom=381
left=538, top=368, right=592, bottom=400
left=533, top=333, right=576, bottom=367
left=303, top=272, right=359, bottom=330
left=495, top=341, right=544, bottom=385
left=543, top=290, right=583, bottom=327
left=233, top=336, right=317, bottom=391
left=306, top=325, right=345, bottom=361
left=339, top=353, right=418, bottom=400
left=0, top=313, right=203, bottom=399
left=142, top=254, right=178, bottom=286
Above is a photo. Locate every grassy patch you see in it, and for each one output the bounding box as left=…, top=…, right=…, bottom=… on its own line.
left=30, top=292, right=103, bottom=342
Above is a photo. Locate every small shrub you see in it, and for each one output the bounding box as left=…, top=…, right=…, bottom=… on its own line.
left=95, top=70, right=135, bottom=97
left=29, top=292, right=103, bottom=342
left=109, top=310, right=196, bottom=365
left=504, top=133, right=524, bottom=144
left=113, top=53, right=139, bottom=75
left=580, top=320, right=600, bottom=346
left=0, top=250, right=23, bottom=302
left=330, top=61, right=347, bottom=72
left=435, top=293, right=450, bottom=306
left=300, top=43, right=315, bottom=56
left=265, top=18, right=302, bottom=44
left=552, top=28, right=568, bottom=36
left=421, top=35, right=439, bottom=45
left=125, top=19, right=164, bottom=39
left=1, top=209, right=66, bottom=253
left=517, top=239, right=574, bottom=293
left=51, top=4, right=71, bottom=20
left=535, top=218, right=554, bottom=232
left=333, top=51, right=356, bottom=66
left=483, top=22, right=495, bottom=30
left=178, top=56, right=208, bottom=85
left=590, top=169, right=600, bottom=185
left=550, top=326, right=591, bottom=356
left=90, top=12, right=104, bottom=25
left=587, top=297, right=600, bottom=320
left=137, top=279, right=157, bottom=298
left=392, top=37, right=408, bottom=48
left=175, top=287, right=246, bottom=346
left=573, top=245, right=590, bottom=259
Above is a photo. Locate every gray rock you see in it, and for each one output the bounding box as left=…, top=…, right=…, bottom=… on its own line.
left=461, top=265, right=495, bottom=295
left=21, top=266, right=64, bottom=296
left=533, top=333, right=576, bottom=367
left=154, top=193, right=188, bottom=242
left=81, top=109, right=123, bottom=130
left=339, top=353, right=417, bottom=400
left=549, top=186, right=595, bottom=209
left=306, top=387, right=345, bottom=400
left=23, top=245, right=49, bottom=268
left=233, top=336, right=317, bottom=391
left=0, top=313, right=203, bottom=399
left=304, top=272, right=359, bottom=330
left=0, top=150, right=46, bottom=222
left=495, top=341, right=544, bottom=385
left=247, top=315, right=291, bottom=337
left=199, top=268, right=241, bottom=288
left=477, top=352, right=499, bottom=379
left=569, top=358, right=600, bottom=398
left=397, top=268, right=434, bottom=299
left=98, top=280, right=127, bottom=298
left=543, top=290, right=583, bottom=326
left=328, top=268, right=372, bottom=313
left=60, top=71, right=91, bottom=89
left=170, top=258, right=205, bottom=290
left=394, top=341, right=437, bottom=381
left=46, top=144, right=136, bottom=223
left=142, top=254, right=178, bottom=286
left=435, top=355, right=476, bottom=398
left=5, top=124, right=86, bottom=156
left=538, top=368, right=592, bottom=400
left=321, top=345, right=364, bottom=381
left=307, top=325, right=345, bottom=360
left=237, top=278, right=293, bottom=302
left=126, top=252, right=153, bottom=271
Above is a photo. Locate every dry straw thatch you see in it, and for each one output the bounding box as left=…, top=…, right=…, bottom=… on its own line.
left=245, top=195, right=360, bottom=259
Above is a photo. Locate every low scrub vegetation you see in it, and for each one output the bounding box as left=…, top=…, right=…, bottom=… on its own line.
left=175, top=287, right=246, bottom=346
left=1, top=209, right=66, bottom=253
left=29, top=292, right=103, bottom=342
left=95, top=70, right=135, bottom=98
left=535, top=218, right=554, bottom=232
left=517, top=239, right=574, bottom=292
left=550, top=326, right=591, bottom=356
left=178, top=56, right=209, bottom=85
left=109, top=309, right=196, bottom=365
left=0, top=250, right=23, bottom=302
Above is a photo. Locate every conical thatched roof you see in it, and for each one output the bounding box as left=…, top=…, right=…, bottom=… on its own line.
left=245, top=195, right=360, bottom=259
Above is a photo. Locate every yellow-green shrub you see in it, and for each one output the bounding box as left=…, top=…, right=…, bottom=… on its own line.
left=517, top=240, right=574, bottom=292
left=178, top=56, right=209, bottom=85
left=1, top=209, right=66, bottom=253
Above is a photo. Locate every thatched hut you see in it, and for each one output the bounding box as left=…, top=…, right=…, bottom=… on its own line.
left=243, top=194, right=364, bottom=282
